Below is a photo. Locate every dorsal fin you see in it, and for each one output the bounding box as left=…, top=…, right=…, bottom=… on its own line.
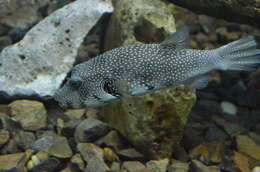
left=161, top=25, right=190, bottom=49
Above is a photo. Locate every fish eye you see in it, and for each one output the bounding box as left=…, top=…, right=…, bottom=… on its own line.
left=68, top=78, right=82, bottom=89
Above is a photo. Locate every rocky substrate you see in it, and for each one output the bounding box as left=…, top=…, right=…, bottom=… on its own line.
left=0, top=0, right=260, bottom=172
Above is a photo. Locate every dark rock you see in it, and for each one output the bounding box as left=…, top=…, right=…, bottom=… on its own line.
left=96, top=130, right=126, bottom=151
left=29, top=157, right=60, bottom=172
left=172, top=147, right=190, bottom=162
left=0, top=129, right=10, bottom=145
left=0, top=36, right=12, bottom=50
left=205, top=123, right=229, bottom=142
left=212, top=115, right=245, bottom=136
left=189, top=160, right=212, bottom=172
left=168, top=0, right=260, bottom=27
left=75, top=117, right=111, bottom=142
left=117, top=148, right=145, bottom=161
left=0, top=139, right=19, bottom=154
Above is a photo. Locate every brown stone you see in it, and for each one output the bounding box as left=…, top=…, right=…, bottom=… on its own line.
left=236, top=135, right=260, bottom=161
left=233, top=152, right=250, bottom=172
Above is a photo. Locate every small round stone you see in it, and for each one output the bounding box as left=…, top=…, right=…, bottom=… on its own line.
left=220, top=101, right=237, bottom=115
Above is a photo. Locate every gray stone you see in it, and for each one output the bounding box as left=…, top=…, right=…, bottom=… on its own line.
left=117, top=148, right=144, bottom=161
left=167, top=160, right=189, bottom=172
left=0, top=0, right=113, bottom=97
left=31, top=134, right=72, bottom=158
left=121, top=161, right=146, bottom=172
left=0, top=129, right=10, bottom=145
left=75, top=117, right=111, bottom=142
left=77, top=143, right=110, bottom=172
left=8, top=100, right=47, bottom=131
left=14, top=131, right=36, bottom=149
left=146, top=159, right=169, bottom=172
left=212, top=115, right=245, bottom=136
left=31, top=135, right=54, bottom=152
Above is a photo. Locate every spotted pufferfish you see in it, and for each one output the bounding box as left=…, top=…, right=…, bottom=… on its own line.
left=54, top=26, right=260, bottom=109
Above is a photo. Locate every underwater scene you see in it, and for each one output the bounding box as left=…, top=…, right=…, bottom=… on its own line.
left=0, top=0, right=260, bottom=171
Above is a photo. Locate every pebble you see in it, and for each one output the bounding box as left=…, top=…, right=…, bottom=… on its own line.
left=235, top=135, right=260, bottom=161
left=14, top=131, right=36, bottom=149
left=117, top=148, right=145, bottom=161
left=0, top=129, right=10, bottom=145
left=103, top=147, right=119, bottom=162
left=77, top=143, right=110, bottom=172
left=167, top=160, right=189, bottom=172
left=212, top=115, right=245, bottom=135
left=71, top=153, right=85, bottom=170
left=121, top=161, right=146, bottom=172
left=220, top=101, right=237, bottom=115
left=146, top=159, right=169, bottom=172
left=189, top=160, right=212, bottom=172
left=233, top=151, right=250, bottom=172
left=190, top=141, right=225, bottom=164
left=96, top=130, right=125, bottom=151
left=64, top=109, right=86, bottom=119
left=253, top=166, right=260, bottom=172
left=31, top=134, right=73, bottom=158
left=8, top=100, right=47, bottom=131
left=75, top=117, right=111, bottom=142
left=0, top=152, right=27, bottom=171
left=47, top=135, right=73, bottom=158
left=29, top=157, right=60, bottom=172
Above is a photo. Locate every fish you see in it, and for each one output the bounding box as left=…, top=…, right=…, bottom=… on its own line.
left=54, top=26, right=260, bottom=109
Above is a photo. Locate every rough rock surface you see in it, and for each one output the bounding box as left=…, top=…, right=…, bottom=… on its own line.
left=0, top=0, right=113, bottom=97
left=77, top=143, right=110, bottom=172
left=0, top=152, right=28, bottom=172
left=100, top=86, right=196, bottom=159
left=104, top=0, right=176, bottom=50
left=8, top=100, right=47, bottom=131
left=168, top=0, right=260, bottom=27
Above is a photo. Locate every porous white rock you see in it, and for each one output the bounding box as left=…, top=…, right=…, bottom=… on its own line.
left=0, top=0, right=113, bottom=97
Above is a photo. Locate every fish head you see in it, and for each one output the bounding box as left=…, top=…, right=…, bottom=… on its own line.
left=54, top=65, right=118, bottom=109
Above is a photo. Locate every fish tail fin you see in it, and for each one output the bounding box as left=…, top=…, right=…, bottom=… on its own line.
left=214, top=35, right=260, bottom=71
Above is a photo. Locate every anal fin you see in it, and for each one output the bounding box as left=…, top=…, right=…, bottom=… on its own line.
left=186, top=75, right=212, bottom=89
